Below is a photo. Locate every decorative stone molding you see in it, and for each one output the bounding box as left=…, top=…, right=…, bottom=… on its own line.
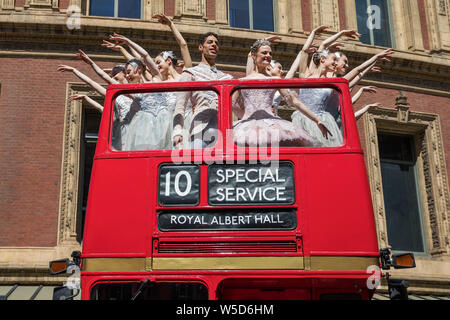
left=425, top=0, right=444, bottom=51
left=438, top=0, right=448, bottom=15
left=311, top=0, right=340, bottom=32
left=24, top=0, right=59, bottom=10
left=364, top=93, right=450, bottom=256
left=1, top=0, right=15, bottom=10
left=402, top=0, right=425, bottom=51
left=174, top=0, right=206, bottom=21
left=149, top=0, right=164, bottom=20
left=214, top=0, right=228, bottom=25
left=344, top=0, right=358, bottom=30
left=57, top=82, right=102, bottom=247
left=287, top=0, right=303, bottom=34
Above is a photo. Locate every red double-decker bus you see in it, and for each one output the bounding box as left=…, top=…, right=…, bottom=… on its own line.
left=50, top=78, right=414, bottom=300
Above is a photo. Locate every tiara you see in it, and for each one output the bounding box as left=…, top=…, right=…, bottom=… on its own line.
left=161, top=51, right=175, bottom=61
left=250, top=39, right=271, bottom=54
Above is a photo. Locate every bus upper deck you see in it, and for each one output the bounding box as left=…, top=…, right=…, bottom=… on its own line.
left=50, top=78, right=415, bottom=300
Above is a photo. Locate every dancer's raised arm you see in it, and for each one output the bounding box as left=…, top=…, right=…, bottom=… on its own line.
left=154, top=14, right=192, bottom=69
left=352, top=86, right=377, bottom=104
left=109, top=33, right=162, bottom=79
left=102, top=40, right=154, bottom=81
left=318, top=29, right=361, bottom=51
left=355, top=103, right=381, bottom=120
left=349, top=62, right=380, bottom=88
left=76, top=49, right=119, bottom=85
left=57, top=64, right=106, bottom=96
left=344, top=48, right=394, bottom=83
left=287, top=25, right=328, bottom=79
left=101, top=40, right=135, bottom=61
left=69, top=94, right=104, bottom=112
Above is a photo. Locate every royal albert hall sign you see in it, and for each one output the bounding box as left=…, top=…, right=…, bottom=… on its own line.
left=157, top=162, right=296, bottom=231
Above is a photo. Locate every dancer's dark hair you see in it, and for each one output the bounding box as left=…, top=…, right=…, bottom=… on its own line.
left=312, top=50, right=330, bottom=66
left=125, top=58, right=146, bottom=72
left=111, top=64, right=125, bottom=77
left=199, top=32, right=219, bottom=45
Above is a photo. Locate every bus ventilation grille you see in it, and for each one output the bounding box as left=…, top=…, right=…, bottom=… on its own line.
left=157, top=241, right=298, bottom=254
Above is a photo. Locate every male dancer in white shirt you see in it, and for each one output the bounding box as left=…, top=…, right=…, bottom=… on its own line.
left=173, top=32, right=233, bottom=149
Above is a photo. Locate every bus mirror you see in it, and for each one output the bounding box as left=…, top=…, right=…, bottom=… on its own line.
left=49, top=259, right=70, bottom=275
left=392, top=253, right=416, bottom=269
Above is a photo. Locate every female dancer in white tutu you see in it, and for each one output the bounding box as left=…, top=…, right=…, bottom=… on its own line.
left=109, top=27, right=194, bottom=150
left=56, top=62, right=132, bottom=150
left=290, top=50, right=344, bottom=147
left=232, top=39, right=331, bottom=148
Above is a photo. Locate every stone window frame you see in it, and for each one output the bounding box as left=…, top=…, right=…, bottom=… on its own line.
left=363, top=93, right=450, bottom=257
left=58, top=82, right=103, bottom=248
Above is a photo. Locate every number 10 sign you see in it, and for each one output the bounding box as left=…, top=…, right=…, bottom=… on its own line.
left=158, top=165, right=200, bottom=206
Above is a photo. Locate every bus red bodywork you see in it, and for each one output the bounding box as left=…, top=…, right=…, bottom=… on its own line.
left=80, top=78, right=380, bottom=300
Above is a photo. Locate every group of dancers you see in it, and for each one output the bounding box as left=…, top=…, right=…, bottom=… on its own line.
left=57, top=15, right=391, bottom=150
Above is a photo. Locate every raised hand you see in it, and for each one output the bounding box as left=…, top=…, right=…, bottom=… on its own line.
left=173, top=135, right=183, bottom=149
left=57, top=64, right=75, bottom=72
left=366, top=102, right=382, bottom=109
left=327, top=42, right=345, bottom=51
left=370, top=66, right=381, bottom=73
left=109, top=33, right=129, bottom=45
left=313, top=25, right=329, bottom=34
left=76, top=49, right=94, bottom=65
left=101, top=40, right=123, bottom=51
left=376, top=48, right=395, bottom=61
left=264, top=35, right=282, bottom=45
left=69, top=94, right=86, bottom=101
left=304, top=47, right=318, bottom=54
left=341, top=29, right=361, bottom=39
left=362, top=86, right=378, bottom=94
left=153, top=13, right=172, bottom=26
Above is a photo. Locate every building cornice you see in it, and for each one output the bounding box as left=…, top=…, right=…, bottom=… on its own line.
left=1, top=12, right=450, bottom=66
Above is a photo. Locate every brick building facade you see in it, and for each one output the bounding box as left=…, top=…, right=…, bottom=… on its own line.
left=0, top=0, right=449, bottom=299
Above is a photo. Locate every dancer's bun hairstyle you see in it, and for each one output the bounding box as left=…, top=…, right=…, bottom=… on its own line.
left=125, top=58, right=146, bottom=72
left=312, top=50, right=330, bottom=66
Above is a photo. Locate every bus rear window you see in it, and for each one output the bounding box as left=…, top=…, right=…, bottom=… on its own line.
left=112, top=90, right=219, bottom=151
left=232, top=87, right=343, bottom=148
left=90, top=282, right=208, bottom=300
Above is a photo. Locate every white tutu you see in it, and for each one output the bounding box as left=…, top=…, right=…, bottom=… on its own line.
left=291, top=110, right=343, bottom=147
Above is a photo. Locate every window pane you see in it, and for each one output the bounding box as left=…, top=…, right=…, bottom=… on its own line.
left=90, top=0, right=115, bottom=17
left=113, top=90, right=219, bottom=151
left=232, top=87, right=343, bottom=148
left=118, top=0, right=141, bottom=19
left=229, top=0, right=250, bottom=29
left=252, top=0, right=274, bottom=31
left=355, top=0, right=372, bottom=45
left=381, top=162, right=424, bottom=252
left=378, top=133, right=414, bottom=162
left=355, top=0, right=393, bottom=47
left=370, top=0, right=392, bottom=47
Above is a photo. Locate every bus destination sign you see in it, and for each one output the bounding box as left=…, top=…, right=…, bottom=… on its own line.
left=208, top=162, right=295, bottom=206
left=158, top=209, right=297, bottom=231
